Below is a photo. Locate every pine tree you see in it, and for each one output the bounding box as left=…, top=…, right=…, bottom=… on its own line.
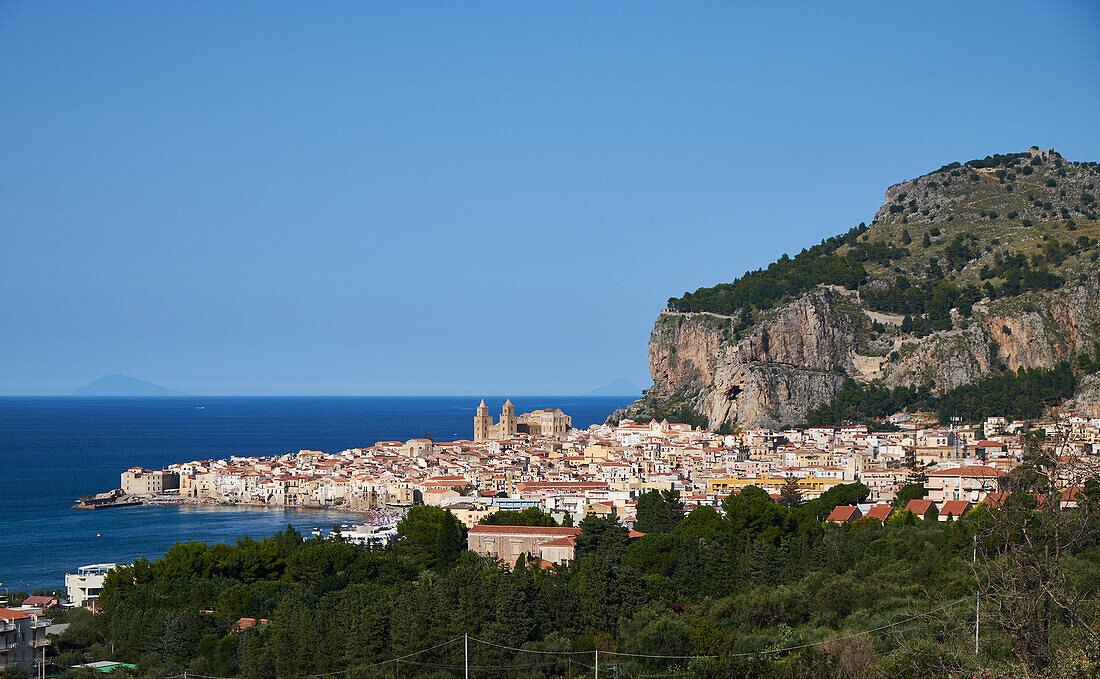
left=779, top=476, right=803, bottom=507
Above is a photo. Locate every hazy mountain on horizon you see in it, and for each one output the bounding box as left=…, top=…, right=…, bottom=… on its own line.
left=74, top=374, right=188, bottom=396
left=588, top=378, right=644, bottom=396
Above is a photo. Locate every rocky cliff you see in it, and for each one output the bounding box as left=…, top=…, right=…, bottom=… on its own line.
left=614, top=149, right=1100, bottom=429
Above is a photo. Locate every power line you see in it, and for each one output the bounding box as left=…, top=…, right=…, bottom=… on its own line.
left=730, top=597, right=970, bottom=657
left=166, top=598, right=972, bottom=679
left=467, top=636, right=590, bottom=656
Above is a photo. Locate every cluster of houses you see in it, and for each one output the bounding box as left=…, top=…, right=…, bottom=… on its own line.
left=109, top=406, right=1100, bottom=567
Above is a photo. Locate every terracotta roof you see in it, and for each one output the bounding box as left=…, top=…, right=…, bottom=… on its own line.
left=0, top=609, right=31, bottom=621
left=21, top=596, right=59, bottom=607
left=905, top=499, right=937, bottom=515
left=864, top=504, right=894, bottom=521
left=926, top=465, right=1006, bottom=478
left=468, top=525, right=581, bottom=536
left=939, top=500, right=971, bottom=517
left=234, top=617, right=270, bottom=631
left=826, top=505, right=861, bottom=522
left=539, top=536, right=576, bottom=547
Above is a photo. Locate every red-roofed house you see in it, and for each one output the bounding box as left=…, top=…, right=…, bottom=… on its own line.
left=938, top=500, right=972, bottom=521
left=537, top=535, right=577, bottom=565
left=0, top=608, right=48, bottom=672
left=864, top=504, right=894, bottom=523
left=467, top=525, right=582, bottom=564
left=904, top=499, right=938, bottom=520
left=826, top=505, right=863, bottom=524
left=19, top=596, right=60, bottom=610
left=1061, top=486, right=1085, bottom=508
left=926, top=465, right=1007, bottom=503
left=232, top=618, right=270, bottom=633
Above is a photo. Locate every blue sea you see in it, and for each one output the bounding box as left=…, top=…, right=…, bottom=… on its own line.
left=0, top=396, right=634, bottom=593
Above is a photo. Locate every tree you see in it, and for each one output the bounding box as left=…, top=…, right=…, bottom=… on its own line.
left=575, top=514, right=629, bottom=564
left=634, top=489, right=684, bottom=533
left=973, top=425, right=1100, bottom=674
left=2, top=664, right=28, bottom=679
left=922, top=232, right=932, bottom=247
left=479, top=507, right=557, bottom=527
left=394, top=506, right=467, bottom=571
left=803, top=483, right=869, bottom=520
left=779, top=476, right=804, bottom=507
left=901, top=229, right=912, bottom=245
left=891, top=483, right=927, bottom=509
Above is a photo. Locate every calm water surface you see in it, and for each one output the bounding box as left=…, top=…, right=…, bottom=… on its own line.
left=0, top=396, right=633, bottom=591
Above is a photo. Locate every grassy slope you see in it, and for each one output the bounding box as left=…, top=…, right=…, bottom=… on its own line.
left=848, top=152, right=1100, bottom=289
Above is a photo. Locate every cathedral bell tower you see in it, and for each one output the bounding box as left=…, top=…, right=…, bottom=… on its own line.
left=474, top=399, right=492, bottom=443
left=501, top=398, right=517, bottom=437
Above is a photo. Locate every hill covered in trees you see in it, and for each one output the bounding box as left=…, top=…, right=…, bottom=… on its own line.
left=614, top=148, right=1100, bottom=430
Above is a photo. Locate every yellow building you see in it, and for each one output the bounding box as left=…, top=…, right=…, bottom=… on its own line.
left=706, top=476, right=843, bottom=495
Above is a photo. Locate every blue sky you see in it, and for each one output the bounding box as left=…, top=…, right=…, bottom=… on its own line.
left=1, top=1, right=1098, bottom=395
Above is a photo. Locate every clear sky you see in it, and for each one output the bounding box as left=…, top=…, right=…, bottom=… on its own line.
left=2, top=2, right=1098, bottom=395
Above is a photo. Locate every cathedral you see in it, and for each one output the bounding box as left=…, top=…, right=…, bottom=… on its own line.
left=473, top=399, right=572, bottom=442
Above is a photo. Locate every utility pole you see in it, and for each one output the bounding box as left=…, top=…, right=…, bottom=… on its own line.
left=465, top=633, right=469, bottom=679
left=595, top=649, right=599, bottom=679
left=973, top=534, right=979, bottom=656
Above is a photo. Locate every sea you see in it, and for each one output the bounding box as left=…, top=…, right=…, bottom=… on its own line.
left=0, top=395, right=635, bottom=593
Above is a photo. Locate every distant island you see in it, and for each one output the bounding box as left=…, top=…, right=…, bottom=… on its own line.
left=588, top=378, right=644, bottom=396
left=73, top=374, right=187, bottom=396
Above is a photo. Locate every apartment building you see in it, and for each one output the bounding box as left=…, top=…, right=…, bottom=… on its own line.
left=65, top=564, right=117, bottom=608
left=0, top=608, right=48, bottom=674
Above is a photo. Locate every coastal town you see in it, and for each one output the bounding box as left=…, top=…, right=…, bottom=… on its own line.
left=104, top=399, right=1099, bottom=557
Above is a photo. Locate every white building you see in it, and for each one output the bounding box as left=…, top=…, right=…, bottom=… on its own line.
left=0, top=608, right=49, bottom=674
left=64, top=564, right=117, bottom=607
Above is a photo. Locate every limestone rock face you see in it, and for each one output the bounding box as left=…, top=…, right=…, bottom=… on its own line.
left=612, top=150, right=1100, bottom=430
left=613, top=278, right=1100, bottom=430
left=1065, top=373, right=1100, bottom=418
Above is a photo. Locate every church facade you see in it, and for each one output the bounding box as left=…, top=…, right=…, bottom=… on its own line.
left=473, top=399, right=572, bottom=442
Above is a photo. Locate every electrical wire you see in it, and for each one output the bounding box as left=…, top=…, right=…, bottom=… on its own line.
left=165, top=597, right=972, bottom=679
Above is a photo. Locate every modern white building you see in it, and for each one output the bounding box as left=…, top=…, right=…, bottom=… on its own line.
left=64, top=564, right=117, bottom=607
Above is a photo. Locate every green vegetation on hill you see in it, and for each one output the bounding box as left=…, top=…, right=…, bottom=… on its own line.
left=667, top=223, right=890, bottom=316
left=667, top=151, right=1100, bottom=341
left=804, top=362, right=1080, bottom=427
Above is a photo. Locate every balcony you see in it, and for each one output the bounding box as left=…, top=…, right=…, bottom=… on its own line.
left=32, top=638, right=50, bottom=648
